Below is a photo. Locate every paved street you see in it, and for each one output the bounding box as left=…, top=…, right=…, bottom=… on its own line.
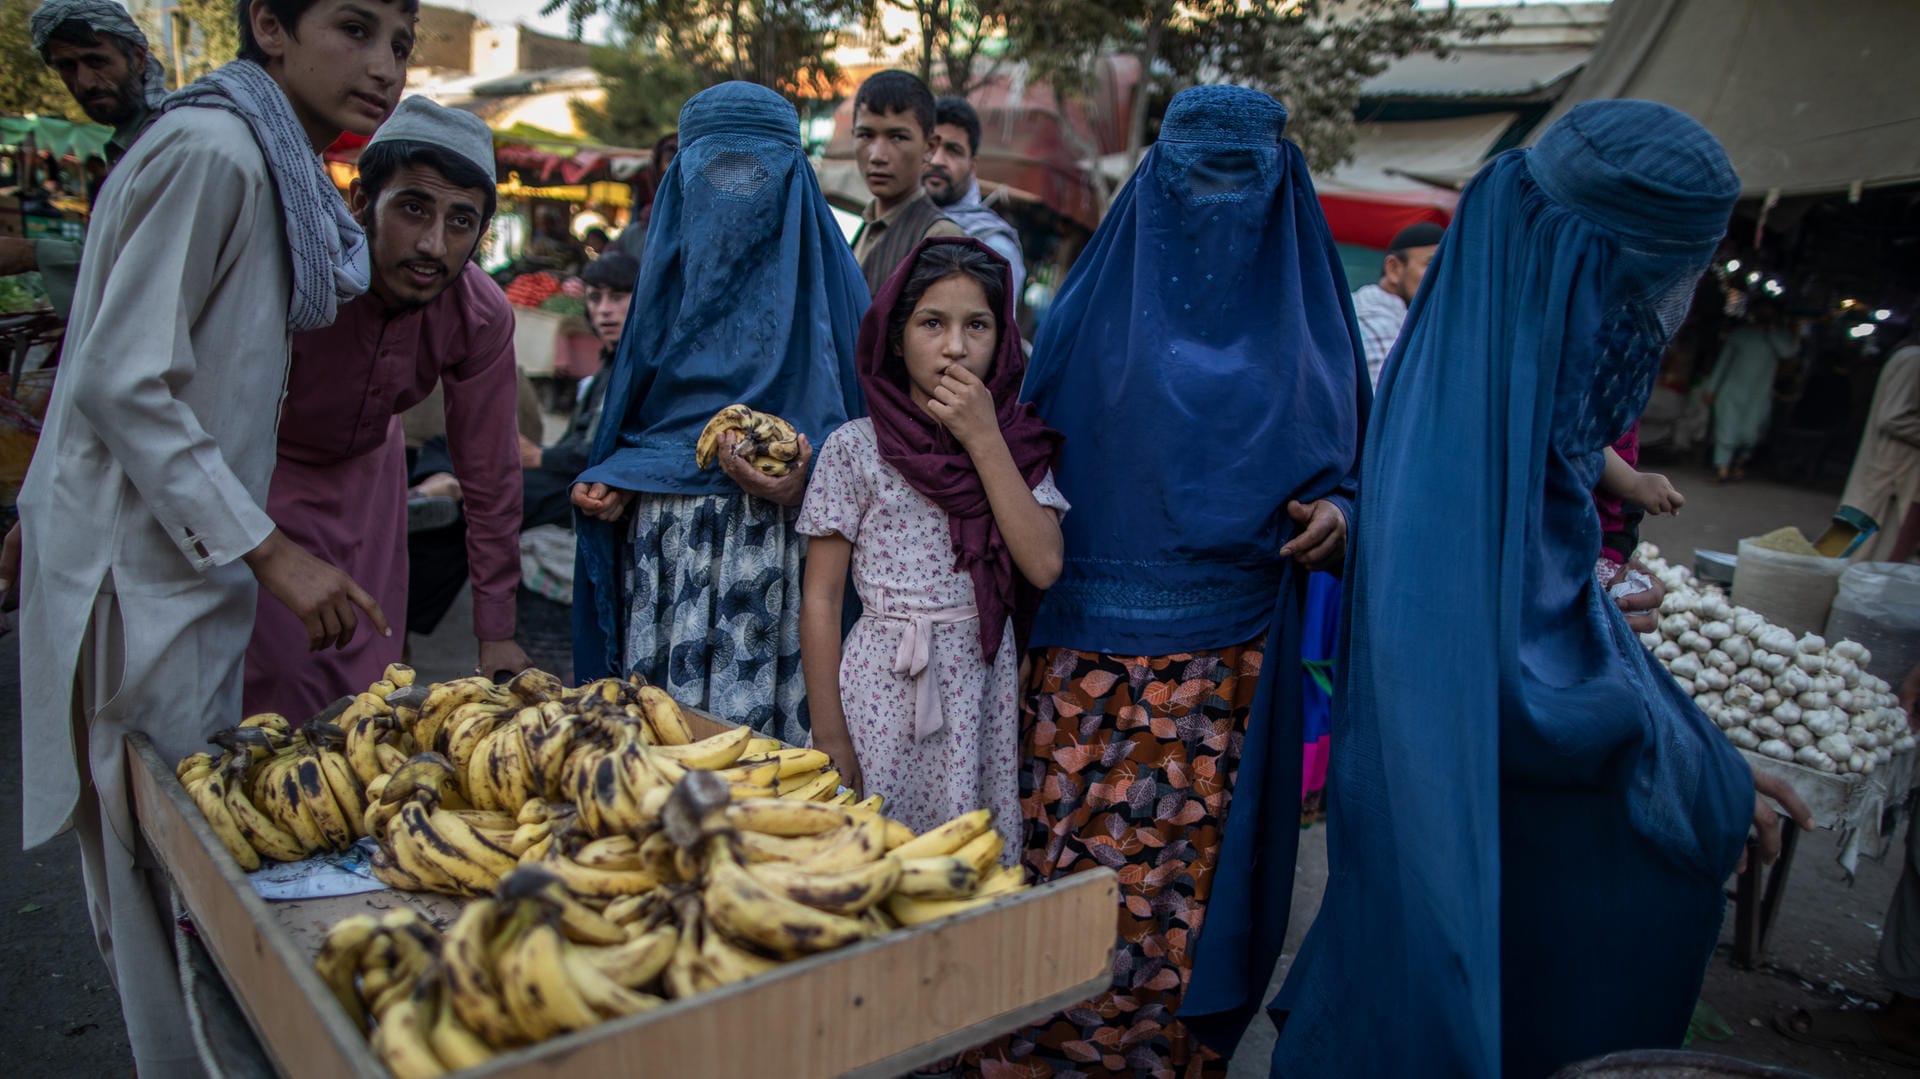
left=2, top=462, right=1909, bottom=1077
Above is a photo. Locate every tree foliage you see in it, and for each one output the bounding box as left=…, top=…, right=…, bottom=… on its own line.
left=0, top=0, right=87, bottom=121
left=570, top=42, right=705, bottom=148
left=541, top=0, right=867, bottom=99
left=161, top=0, right=245, bottom=85
left=875, top=0, right=1010, bottom=96
left=1001, top=0, right=1503, bottom=173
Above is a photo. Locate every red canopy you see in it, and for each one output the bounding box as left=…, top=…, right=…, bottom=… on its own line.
left=323, top=125, right=647, bottom=186
left=323, top=129, right=369, bottom=163
left=1316, top=187, right=1456, bottom=250
left=493, top=143, right=645, bottom=186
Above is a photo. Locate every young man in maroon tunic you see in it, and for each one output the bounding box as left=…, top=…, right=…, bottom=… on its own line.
left=246, top=96, right=529, bottom=717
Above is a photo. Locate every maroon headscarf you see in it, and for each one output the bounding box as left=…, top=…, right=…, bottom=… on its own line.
left=858, top=236, right=1062, bottom=660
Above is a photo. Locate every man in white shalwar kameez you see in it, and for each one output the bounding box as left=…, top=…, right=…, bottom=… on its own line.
left=5, top=1, right=419, bottom=1074
left=1841, top=339, right=1920, bottom=563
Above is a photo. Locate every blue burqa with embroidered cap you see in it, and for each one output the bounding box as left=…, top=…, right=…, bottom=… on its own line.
left=572, top=82, right=868, bottom=681
left=1022, top=85, right=1367, bottom=1049
left=1271, top=100, right=1754, bottom=1078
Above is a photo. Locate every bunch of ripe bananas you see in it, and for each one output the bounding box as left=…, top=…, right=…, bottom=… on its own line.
left=692, top=403, right=803, bottom=477
left=176, top=668, right=682, bottom=872
left=316, top=774, right=1023, bottom=1076
left=357, top=673, right=878, bottom=899
left=178, top=667, right=1031, bottom=1071
left=175, top=664, right=422, bottom=869
left=314, top=868, right=671, bottom=1077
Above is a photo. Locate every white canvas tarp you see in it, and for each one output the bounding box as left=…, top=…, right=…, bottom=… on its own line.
left=1322, top=112, right=1520, bottom=193
left=1533, top=0, right=1920, bottom=197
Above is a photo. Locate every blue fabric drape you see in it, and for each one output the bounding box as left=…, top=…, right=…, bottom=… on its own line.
left=572, top=82, right=869, bottom=681
left=1272, top=100, right=1754, bottom=1078
left=1021, top=85, right=1368, bottom=1048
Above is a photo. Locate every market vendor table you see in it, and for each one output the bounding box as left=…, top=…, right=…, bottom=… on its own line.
left=1730, top=748, right=1914, bottom=968
left=129, top=732, right=1119, bottom=1078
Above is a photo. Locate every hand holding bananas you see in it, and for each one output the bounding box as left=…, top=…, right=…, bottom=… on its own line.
left=695, top=404, right=811, bottom=507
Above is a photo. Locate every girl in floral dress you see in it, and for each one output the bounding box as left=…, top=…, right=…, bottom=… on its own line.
left=797, top=238, right=1065, bottom=856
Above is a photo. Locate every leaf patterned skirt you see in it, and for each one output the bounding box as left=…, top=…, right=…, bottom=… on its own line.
left=970, top=641, right=1262, bottom=1079
left=623, top=492, right=807, bottom=745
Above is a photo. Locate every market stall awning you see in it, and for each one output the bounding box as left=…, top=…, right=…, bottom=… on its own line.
left=1317, top=188, right=1456, bottom=253
left=1362, top=46, right=1592, bottom=103
left=1531, top=0, right=1920, bottom=197
left=321, top=112, right=649, bottom=188
left=1320, top=113, right=1516, bottom=195
left=491, top=124, right=649, bottom=186
left=0, top=115, right=113, bottom=161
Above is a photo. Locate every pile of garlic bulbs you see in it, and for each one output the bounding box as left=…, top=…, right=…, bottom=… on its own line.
left=1637, top=547, right=1914, bottom=775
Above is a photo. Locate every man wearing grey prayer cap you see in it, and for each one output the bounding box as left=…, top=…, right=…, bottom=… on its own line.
left=0, top=0, right=170, bottom=314
left=246, top=94, right=532, bottom=717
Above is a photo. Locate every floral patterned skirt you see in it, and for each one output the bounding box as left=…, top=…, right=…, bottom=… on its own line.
left=970, top=641, right=1263, bottom=1079
left=623, top=492, right=807, bottom=744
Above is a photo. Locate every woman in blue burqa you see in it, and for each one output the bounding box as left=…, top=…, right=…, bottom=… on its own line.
left=572, top=82, right=868, bottom=743
left=1271, top=100, right=1811, bottom=1077
left=970, top=85, right=1366, bottom=1077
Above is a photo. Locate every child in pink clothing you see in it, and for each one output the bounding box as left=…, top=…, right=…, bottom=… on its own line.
left=797, top=238, right=1064, bottom=859
left=1594, top=422, right=1684, bottom=588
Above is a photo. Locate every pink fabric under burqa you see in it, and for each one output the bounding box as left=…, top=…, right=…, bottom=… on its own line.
left=854, top=235, right=1062, bottom=661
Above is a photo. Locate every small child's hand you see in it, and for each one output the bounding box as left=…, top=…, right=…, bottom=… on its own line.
left=1631, top=471, right=1685, bottom=515
left=825, top=748, right=863, bottom=799
left=924, top=363, right=1000, bottom=450
left=811, top=732, right=864, bottom=798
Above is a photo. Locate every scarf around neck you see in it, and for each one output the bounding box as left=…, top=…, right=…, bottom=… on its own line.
left=164, top=60, right=369, bottom=332
left=858, top=235, right=1061, bottom=660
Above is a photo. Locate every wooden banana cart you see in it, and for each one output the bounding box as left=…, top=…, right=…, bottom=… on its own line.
left=129, top=728, right=1119, bottom=1079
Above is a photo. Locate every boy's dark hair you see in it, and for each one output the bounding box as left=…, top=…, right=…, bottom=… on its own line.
left=582, top=250, right=639, bottom=291
left=38, top=19, right=138, bottom=65
left=854, top=70, right=936, bottom=137
left=933, top=96, right=981, bottom=157
left=887, top=242, right=1008, bottom=366
left=235, top=0, right=419, bottom=65
left=356, top=138, right=496, bottom=227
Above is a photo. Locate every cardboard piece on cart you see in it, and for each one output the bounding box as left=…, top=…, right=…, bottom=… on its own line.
left=1745, top=746, right=1917, bottom=876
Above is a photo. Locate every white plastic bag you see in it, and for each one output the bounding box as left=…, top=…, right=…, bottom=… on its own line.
left=1826, top=562, right=1920, bottom=683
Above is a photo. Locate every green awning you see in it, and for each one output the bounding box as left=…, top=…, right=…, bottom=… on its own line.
left=0, top=115, right=114, bottom=161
